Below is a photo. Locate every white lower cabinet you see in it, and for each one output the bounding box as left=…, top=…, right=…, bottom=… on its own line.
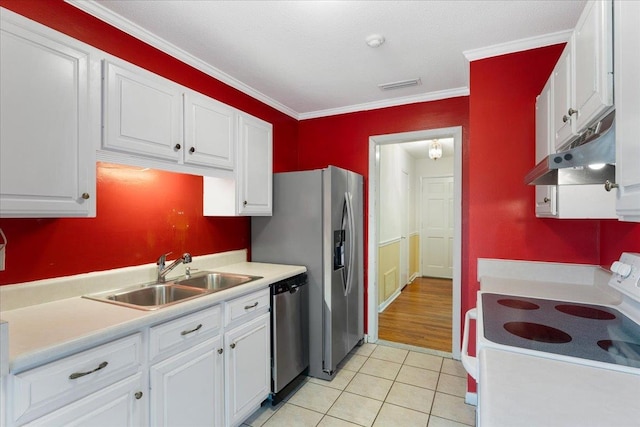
left=10, top=334, right=144, bottom=426
left=7, top=288, right=272, bottom=427
left=148, top=304, right=224, bottom=427
left=224, top=313, right=271, bottom=427
left=150, top=336, right=224, bottom=427
left=24, top=373, right=146, bottom=427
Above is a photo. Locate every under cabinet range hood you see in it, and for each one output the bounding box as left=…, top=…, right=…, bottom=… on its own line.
left=525, top=110, right=616, bottom=186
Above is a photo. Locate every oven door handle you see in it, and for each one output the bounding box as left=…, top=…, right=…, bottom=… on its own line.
left=461, top=308, right=478, bottom=381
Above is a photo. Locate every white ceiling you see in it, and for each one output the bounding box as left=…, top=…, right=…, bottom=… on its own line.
left=72, top=0, right=586, bottom=119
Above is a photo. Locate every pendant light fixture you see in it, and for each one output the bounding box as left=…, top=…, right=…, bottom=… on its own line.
left=429, top=139, right=442, bottom=160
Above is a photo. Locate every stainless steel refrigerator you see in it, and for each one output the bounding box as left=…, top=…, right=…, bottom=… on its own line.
left=252, top=165, right=364, bottom=380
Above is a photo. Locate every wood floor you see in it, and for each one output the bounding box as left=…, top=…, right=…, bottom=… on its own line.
left=378, top=276, right=452, bottom=352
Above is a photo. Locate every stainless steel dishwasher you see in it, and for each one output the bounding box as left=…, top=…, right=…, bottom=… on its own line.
left=271, top=273, right=308, bottom=403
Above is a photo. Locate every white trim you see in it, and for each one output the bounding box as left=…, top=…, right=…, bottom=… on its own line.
left=378, top=237, right=402, bottom=247
left=65, top=0, right=298, bottom=119
left=368, top=126, right=462, bottom=359
left=465, top=391, right=478, bottom=406
left=463, top=29, right=572, bottom=62
left=299, top=87, right=470, bottom=120
left=378, top=288, right=402, bottom=313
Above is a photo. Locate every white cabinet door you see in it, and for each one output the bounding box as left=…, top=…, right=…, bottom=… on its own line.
left=103, top=60, right=183, bottom=161
left=150, top=336, right=224, bottom=427
left=613, top=0, right=640, bottom=222
left=0, top=13, right=97, bottom=218
left=573, top=0, right=613, bottom=131
left=552, top=45, right=575, bottom=150
left=535, top=78, right=557, bottom=217
left=224, top=313, right=270, bottom=427
left=184, top=92, right=236, bottom=170
left=24, top=373, right=145, bottom=427
left=237, top=113, right=273, bottom=216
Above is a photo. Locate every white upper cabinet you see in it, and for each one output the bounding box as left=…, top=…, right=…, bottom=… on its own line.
left=0, top=10, right=98, bottom=218
left=102, top=59, right=245, bottom=177
left=554, top=0, right=613, bottom=150
left=184, top=92, right=236, bottom=170
left=573, top=0, right=613, bottom=131
left=552, top=45, right=574, bottom=149
left=103, top=60, right=183, bottom=162
left=237, top=113, right=273, bottom=216
left=535, top=79, right=557, bottom=217
left=203, top=113, right=273, bottom=217
left=613, top=0, right=640, bottom=222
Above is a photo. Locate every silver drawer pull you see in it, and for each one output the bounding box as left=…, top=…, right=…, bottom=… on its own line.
left=69, top=361, right=108, bottom=380
left=244, top=302, right=259, bottom=310
left=181, top=324, right=203, bottom=336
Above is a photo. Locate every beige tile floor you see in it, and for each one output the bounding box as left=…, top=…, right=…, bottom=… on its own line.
left=243, top=343, right=476, bottom=427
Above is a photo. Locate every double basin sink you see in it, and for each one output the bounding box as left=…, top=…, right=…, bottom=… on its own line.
left=83, top=272, right=263, bottom=311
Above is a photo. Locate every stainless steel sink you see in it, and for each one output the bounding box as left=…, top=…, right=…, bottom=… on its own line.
left=83, top=283, right=209, bottom=311
left=175, top=272, right=262, bottom=291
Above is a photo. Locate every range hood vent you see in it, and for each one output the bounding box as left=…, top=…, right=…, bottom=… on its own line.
left=525, top=110, right=616, bottom=186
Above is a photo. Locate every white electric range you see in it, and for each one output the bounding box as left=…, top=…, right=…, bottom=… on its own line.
left=462, top=253, right=640, bottom=427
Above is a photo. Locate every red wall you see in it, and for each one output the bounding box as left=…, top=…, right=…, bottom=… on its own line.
left=0, top=0, right=298, bottom=284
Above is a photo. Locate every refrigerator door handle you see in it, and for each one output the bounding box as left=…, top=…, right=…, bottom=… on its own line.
left=344, top=191, right=356, bottom=295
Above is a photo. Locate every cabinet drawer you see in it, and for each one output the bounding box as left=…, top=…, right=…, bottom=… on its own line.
left=224, top=288, right=270, bottom=326
left=12, top=333, right=143, bottom=425
left=149, top=304, right=221, bottom=361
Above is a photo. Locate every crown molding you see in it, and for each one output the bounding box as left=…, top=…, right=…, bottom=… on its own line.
left=299, top=87, right=470, bottom=120
left=65, top=0, right=299, bottom=119
left=463, top=29, right=572, bottom=62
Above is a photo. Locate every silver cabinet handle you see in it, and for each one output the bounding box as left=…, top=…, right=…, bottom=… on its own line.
left=81, top=193, right=90, bottom=200
left=134, top=391, right=143, bottom=400
left=604, top=180, right=619, bottom=192
left=180, top=324, right=203, bottom=336
left=244, top=302, right=258, bottom=310
left=543, top=197, right=550, bottom=203
left=69, top=361, right=108, bottom=379
left=189, top=147, right=195, bottom=154
left=567, top=108, right=578, bottom=116
left=217, top=348, right=223, bottom=354
left=174, top=143, right=181, bottom=150
left=230, top=343, right=236, bottom=349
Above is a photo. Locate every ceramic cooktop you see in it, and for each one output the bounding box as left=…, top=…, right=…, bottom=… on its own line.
left=482, top=293, right=640, bottom=369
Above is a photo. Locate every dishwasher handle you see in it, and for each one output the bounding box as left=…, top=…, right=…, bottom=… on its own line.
left=461, top=308, right=478, bottom=381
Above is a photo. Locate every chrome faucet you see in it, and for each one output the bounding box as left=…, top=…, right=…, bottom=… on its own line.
left=157, top=252, right=192, bottom=282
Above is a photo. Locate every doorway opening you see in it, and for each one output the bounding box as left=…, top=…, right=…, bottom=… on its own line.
left=367, top=126, right=462, bottom=359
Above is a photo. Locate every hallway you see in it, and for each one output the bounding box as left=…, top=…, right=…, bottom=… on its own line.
left=378, top=277, right=452, bottom=352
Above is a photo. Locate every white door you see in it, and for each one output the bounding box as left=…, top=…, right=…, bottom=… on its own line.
left=224, top=313, right=270, bottom=427
left=183, top=91, right=236, bottom=170
left=399, top=171, right=409, bottom=286
left=237, top=112, right=273, bottom=215
left=421, top=177, right=454, bottom=279
left=0, top=17, right=97, bottom=217
left=103, top=60, right=183, bottom=161
left=25, top=374, right=146, bottom=427
left=150, top=336, right=223, bottom=427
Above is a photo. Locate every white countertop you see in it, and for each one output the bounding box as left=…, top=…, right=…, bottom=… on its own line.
left=479, top=348, right=640, bottom=427
left=0, top=260, right=305, bottom=373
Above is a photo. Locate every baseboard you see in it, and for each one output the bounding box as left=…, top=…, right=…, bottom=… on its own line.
left=378, top=288, right=401, bottom=313
left=465, top=392, right=478, bottom=406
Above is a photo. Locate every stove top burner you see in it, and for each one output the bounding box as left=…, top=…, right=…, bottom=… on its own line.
left=598, top=340, right=640, bottom=362
left=555, top=304, right=617, bottom=320
left=498, top=299, right=540, bottom=310
left=482, top=293, right=640, bottom=369
left=504, top=322, right=572, bottom=344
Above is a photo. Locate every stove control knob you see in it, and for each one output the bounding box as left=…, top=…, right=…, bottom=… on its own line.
left=611, top=261, right=633, bottom=279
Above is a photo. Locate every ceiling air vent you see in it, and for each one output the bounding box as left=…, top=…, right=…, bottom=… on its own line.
left=378, top=78, right=422, bottom=91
